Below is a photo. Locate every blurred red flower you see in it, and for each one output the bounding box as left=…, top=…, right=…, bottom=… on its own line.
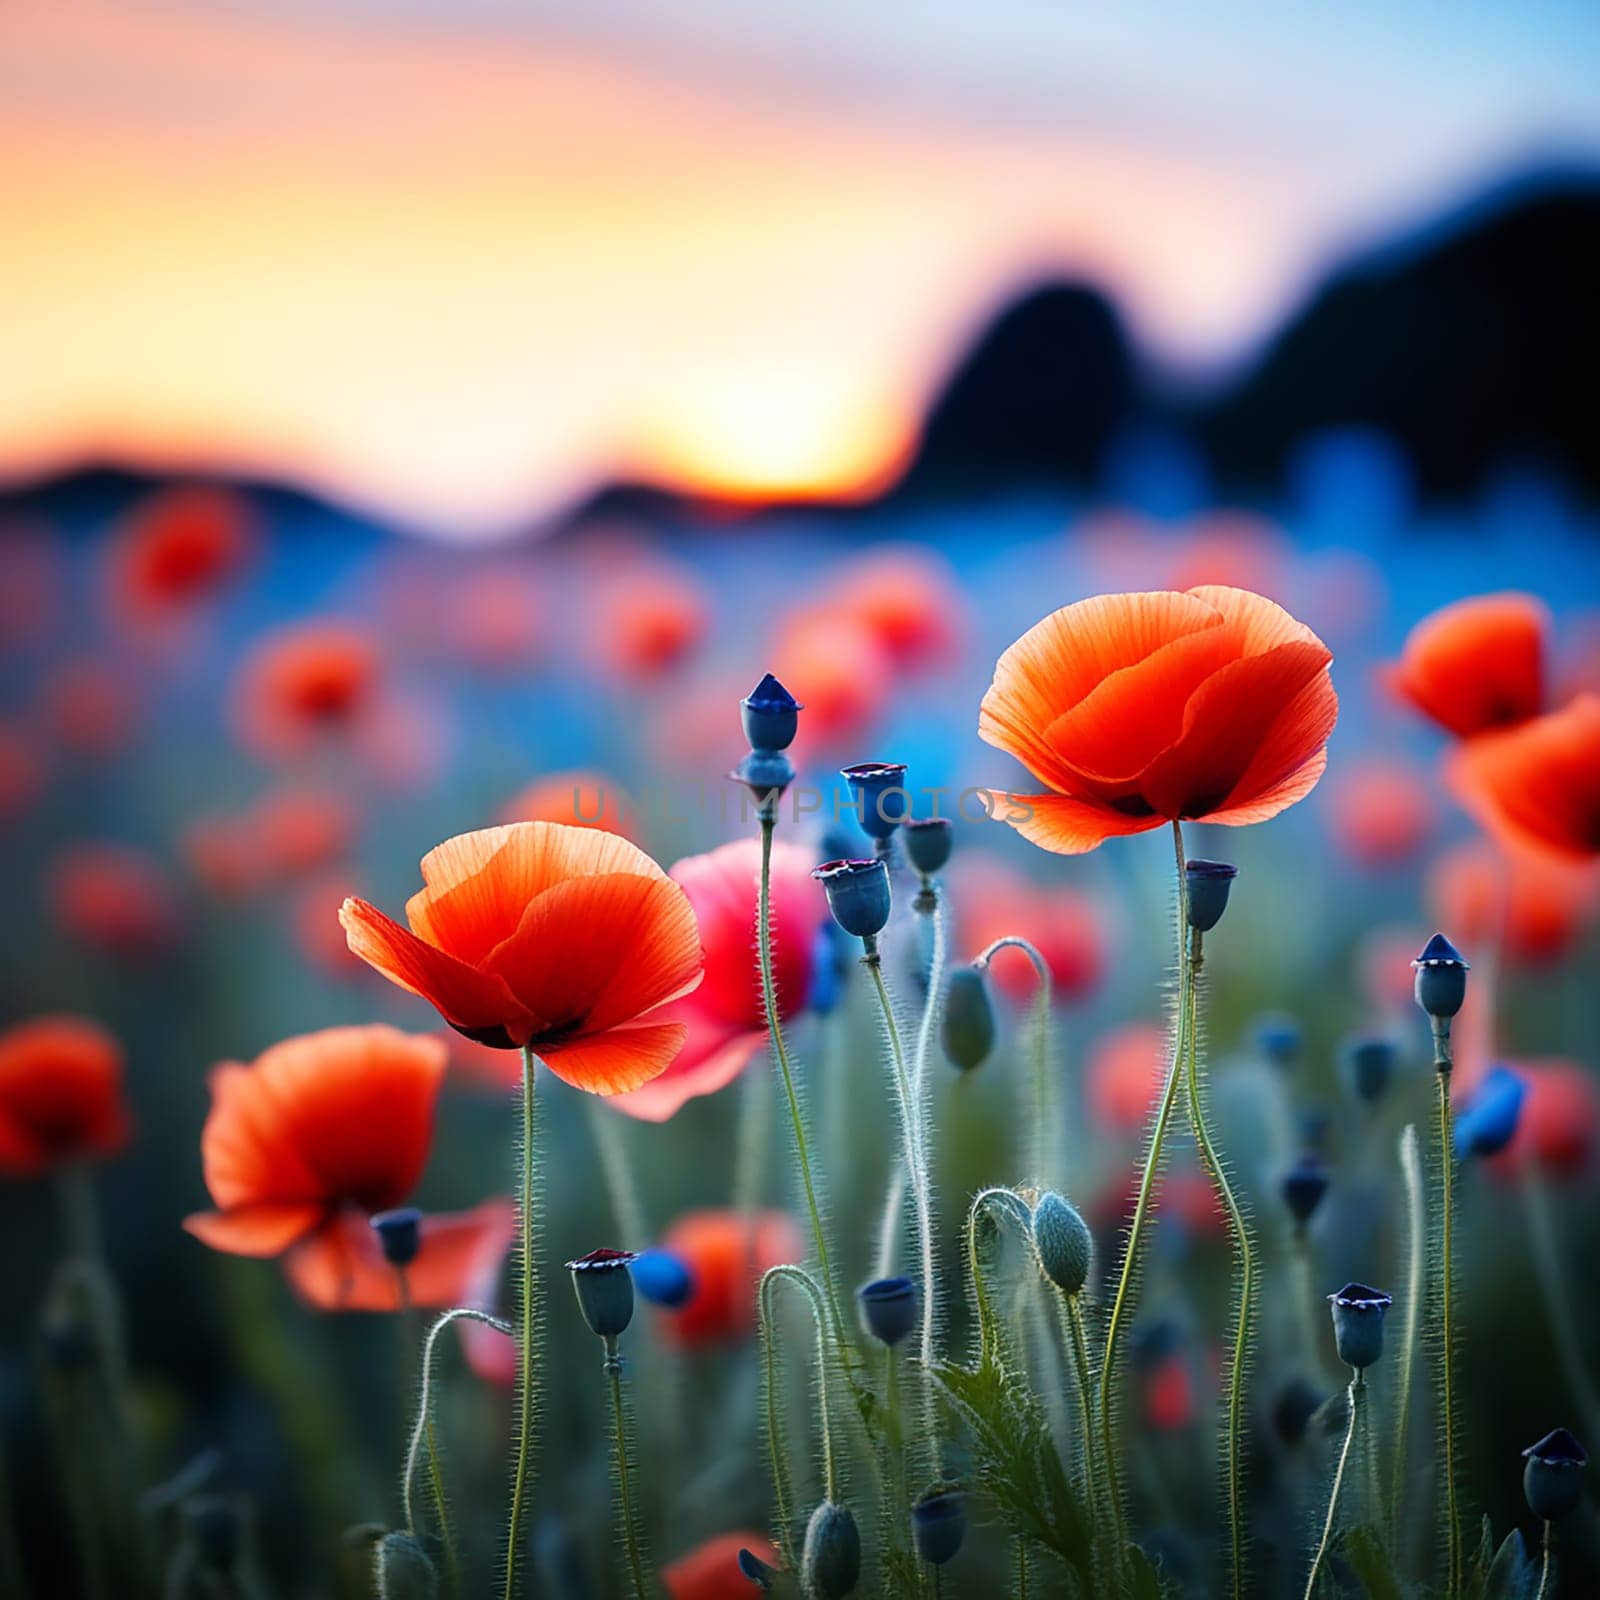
left=596, top=567, right=708, bottom=681
left=0, top=1016, right=132, bottom=1177
left=1488, top=1060, right=1598, bottom=1181
left=253, top=786, right=358, bottom=878
left=41, top=660, right=140, bottom=757
left=107, top=487, right=251, bottom=620
left=232, top=620, right=381, bottom=761
left=816, top=546, right=966, bottom=674
left=1426, top=840, right=1598, bottom=967
left=445, top=564, right=543, bottom=673
left=656, top=1208, right=803, bottom=1345
left=981, top=587, right=1337, bottom=855
left=1165, top=511, right=1289, bottom=600
left=1086, top=1022, right=1167, bottom=1133
left=0, top=524, right=63, bottom=652
left=1384, top=592, right=1547, bottom=738
left=341, top=822, right=703, bottom=1093
left=50, top=843, right=182, bottom=956
left=289, top=874, right=368, bottom=980
left=662, top=1532, right=781, bottom=1600
left=1144, top=1352, right=1196, bottom=1431
left=949, top=855, right=1105, bottom=1005
left=0, top=720, right=44, bottom=821
left=1358, top=924, right=1430, bottom=1017
left=499, top=770, right=638, bottom=841
left=772, top=610, right=891, bottom=756
left=1327, top=757, right=1435, bottom=868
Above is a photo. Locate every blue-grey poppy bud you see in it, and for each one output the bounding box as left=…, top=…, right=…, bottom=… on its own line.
left=911, top=1489, right=968, bottom=1567
left=1455, top=1064, right=1527, bottom=1159
left=801, top=1501, right=860, bottom=1599
left=841, top=763, right=909, bottom=841
left=1341, top=1034, right=1396, bottom=1104
left=903, top=818, right=953, bottom=877
left=1328, top=1283, right=1392, bottom=1370
left=1280, top=1157, right=1330, bottom=1228
left=370, top=1206, right=423, bottom=1269
left=730, top=749, right=796, bottom=803
left=812, top=859, right=891, bottom=941
left=741, top=673, right=802, bottom=753
left=856, top=1276, right=919, bottom=1348
left=1272, top=1377, right=1325, bottom=1446
left=375, top=1532, right=438, bottom=1600
left=1185, top=859, right=1238, bottom=932
left=1254, top=1012, right=1302, bottom=1067
left=566, top=1249, right=637, bottom=1339
left=941, top=966, right=996, bottom=1071
left=738, top=1545, right=779, bottom=1590
left=629, top=1248, right=693, bottom=1309
left=1413, top=932, right=1469, bottom=1020
left=1523, top=1428, right=1588, bottom=1521
left=1032, top=1192, right=1093, bottom=1296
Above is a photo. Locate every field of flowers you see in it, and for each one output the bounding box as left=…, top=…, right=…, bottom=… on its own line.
left=1, top=480, right=1598, bottom=1599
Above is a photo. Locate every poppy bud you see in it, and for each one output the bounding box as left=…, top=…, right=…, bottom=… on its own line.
left=903, top=818, right=953, bottom=877
left=1184, top=859, right=1238, bottom=933
left=1454, top=1064, right=1527, bottom=1159
left=911, top=1488, right=968, bottom=1567
left=1341, top=1034, right=1396, bottom=1104
left=840, top=763, right=909, bottom=841
left=1328, top=1283, right=1392, bottom=1370
left=181, top=1495, right=243, bottom=1573
left=1280, top=1157, right=1330, bottom=1228
left=741, top=673, right=802, bottom=753
left=941, top=967, right=996, bottom=1071
left=566, top=1248, right=637, bottom=1339
left=730, top=750, right=796, bottom=803
left=738, top=1546, right=779, bottom=1590
left=370, top=1206, right=422, bottom=1269
left=856, top=1276, right=919, bottom=1348
left=812, top=859, right=891, bottom=941
left=1523, top=1428, right=1588, bottom=1521
left=1255, top=1013, right=1302, bottom=1068
left=375, top=1532, right=438, bottom=1600
left=1272, top=1376, right=1326, bottom=1446
left=1032, top=1192, right=1093, bottom=1296
left=801, top=1501, right=860, bottom=1599
left=1413, top=932, right=1469, bottom=1020
left=629, top=1248, right=693, bottom=1309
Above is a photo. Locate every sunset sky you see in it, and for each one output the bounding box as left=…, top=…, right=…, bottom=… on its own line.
left=3, top=1, right=1598, bottom=535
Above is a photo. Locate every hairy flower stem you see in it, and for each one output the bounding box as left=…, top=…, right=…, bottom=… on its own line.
left=760, top=1265, right=839, bottom=1563
left=1303, top=1372, right=1364, bottom=1600
left=973, top=937, right=1054, bottom=1183
left=503, top=1046, right=542, bottom=1600
left=1433, top=1042, right=1462, bottom=1600
left=1535, top=1521, right=1553, bottom=1600
left=1390, top=1125, right=1424, bottom=1541
left=1055, top=1290, right=1104, bottom=1542
left=603, top=1336, right=650, bottom=1600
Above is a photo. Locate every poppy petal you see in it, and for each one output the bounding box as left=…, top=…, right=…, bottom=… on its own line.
left=1203, top=748, right=1329, bottom=826
left=606, top=1019, right=764, bottom=1123
left=1388, top=592, right=1547, bottom=737
left=199, top=1061, right=325, bottom=1211
left=983, top=790, right=1166, bottom=856
left=1213, top=668, right=1339, bottom=812
left=184, top=1202, right=325, bottom=1257
left=1186, top=584, right=1328, bottom=656
left=538, top=1019, right=690, bottom=1096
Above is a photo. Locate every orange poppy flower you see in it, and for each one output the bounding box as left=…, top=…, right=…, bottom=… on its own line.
left=498, top=770, right=638, bottom=842
left=1426, top=840, right=1598, bottom=967
left=608, top=839, right=823, bottom=1121
left=1448, top=694, right=1600, bottom=862
left=50, top=843, right=182, bottom=957
left=656, top=1208, right=803, bottom=1346
left=340, top=822, right=702, bottom=1093
left=108, top=487, right=251, bottom=618
left=0, top=1016, right=132, bottom=1177
left=662, top=1532, right=781, bottom=1600
left=232, top=621, right=380, bottom=761
left=1384, top=592, right=1547, bottom=738
left=1327, top=757, right=1435, bottom=868
left=980, top=587, right=1337, bottom=855
left=950, top=855, right=1105, bottom=1004
left=1086, top=1022, right=1167, bottom=1133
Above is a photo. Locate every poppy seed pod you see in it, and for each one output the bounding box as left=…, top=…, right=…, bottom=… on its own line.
left=374, top=1532, right=438, bottom=1600
left=841, top=763, right=909, bottom=841
left=1032, top=1192, right=1093, bottom=1296
left=903, top=817, right=954, bottom=877
left=741, top=673, right=802, bottom=753
left=1280, top=1157, right=1330, bottom=1228
left=1185, top=859, right=1238, bottom=933
left=370, top=1206, right=423, bottom=1269
left=941, top=966, right=996, bottom=1071
left=628, top=1247, right=693, bottom=1309
left=911, top=1489, right=968, bottom=1567
left=801, top=1500, right=861, bottom=1599
left=566, top=1248, right=637, bottom=1339
left=1341, top=1034, right=1396, bottom=1104
left=857, top=1276, right=919, bottom=1348
left=1455, top=1064, right=1528, bottom=1159
left=1523, top=1427, right=1588, bottom=1521
left=730, top=749, right=796, bottom=802
left=1328, top=1283, right=1392, bottom=1370
left=813, top=858, right=891, bottom=941
left=1413, top=932, right=1470, bottom=1020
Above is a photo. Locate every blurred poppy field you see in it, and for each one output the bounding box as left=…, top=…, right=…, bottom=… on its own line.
left=3, top=6, right=1600, bottom=1599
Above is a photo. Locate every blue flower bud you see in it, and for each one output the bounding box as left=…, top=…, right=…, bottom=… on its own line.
left=1280, top=1157, right=1330, bottom=1228
left=629, top=1248, right=693, bottom=1309
left=1413, top=932, right=1470, bottom=1020
left=813, top=858, right=891, bottom=941
left=370, top=1206, right=423, bottom=1269
left=911, top=1489, right=968, bottom=1567
left=1523, top=1428, right=1588, bottom=1521
left=375, top=1532, right=438, bottom=1600
left=903, top=817, right=953, bottom=877
left=1328, top=1283, right=1392, bottom=1370
left=1185, top=859, right=1238, bottom=933
left=738, top=1546, right=779, bottom=1590
left=1254, top=1012, right=1302, bottom=1067
left=801, top=1501, right=861, bottom=1599
left=1032, top=1192, right=1093, bottom=1295
left=807, top=920, right=851, bottom=1016
left=566, top=1248, right=637, bottom=1339
left=741, top=673, right=802, bottom=753
left=730, top=749, right=796, bottom=802
left=1455, top=1064, right=1527, bottom=1159
left=941, top=967, right=996, bottom=1071
left=856, top=1276, right=919, bottom=1348
left=1340, top=1034, right=1396, bottom=1104
left=841, top=763, right=909, bottom=841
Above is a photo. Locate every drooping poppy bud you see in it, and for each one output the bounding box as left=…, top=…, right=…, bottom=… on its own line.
left=630, top=1248, right=693, bottom=1309
left=813, top=859, right=891, bottom=942
left=910, top=1488, right=968, bottom=1567
left=1340, top=1034, right=1396, bottom=1104
left=941, top=967, right=996, bottom=1071
left=840, top=763, right=909, bottom=842
left=1184, top=859, right=1238, bottom=933
left=1032, top=1192, right=1093, bottom=1296
left=567, top=1249, right=637, bottom=1339
left=801, top=1501, right=861, bottom=1599
left=856, top=1276, right=919, bottom=1348
left=1454, top=1065, right=1528, bottom=1159
left=1280, top=1157, right=1330, bottom=1229
left=1413, top=933, right=1470, bottom=1021
left=375, top=1532, right=439, bottom=1600
left=1328, top=1283, right=1392, bottom=1370
left=370, top=1207, right=423, bottom=1269
left=1523, top=1428, right=1588, bottom=1521
left=741, top=674, right=802, bottom=753
left=903, top=818, right=953, bottom=877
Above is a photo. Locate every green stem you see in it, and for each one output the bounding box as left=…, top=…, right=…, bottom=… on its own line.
left=1436, top=1062, right=1461, bottom=1599
left=605, top=1338, right=650, bottom=1600
left=760, top=1266, right=839, bottom=1510
left=1303, top=1372, right=1363, bottom=1600
left=1390, top=1124, right=1424, bottom=1542
left=586, top=1099, right=647, bottom=1249
left=1535, top=1521, right=1552, bottom=1600
left=973, top=936, right=1054, bottom=1184
left=1058, top=1291, right=1104, bottom=1541
left=1017, top=1541, right=1029, bottom=1598
left=503, top=1047, right=542, bottom=1600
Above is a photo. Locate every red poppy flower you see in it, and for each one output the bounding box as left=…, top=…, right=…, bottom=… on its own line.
left=457, top=1206, right=521, bottom=1386
left=445, top=564, right=542, bottom=673
left=1143, top=1352, right=1196, bottom=1431
left=663, top=1532, right=781, bottom=1600
left=609, top=839, right=823, bottom=1121
left=950, top=855, right=1105, bottom=1004
left=41, top=661, right=139, bottom=758
left=1384, top=593, right=1547, bottom=739
left=0, top=1016, right=132, bottom=1177
left=50, top=843, right=182, bottom=956
left=596, top=567, right=708, bottom=681
left=1426, top=841, right=1598, bottom=967
left=1488, top=1060, right=1598, bottom=1181
left=341, top=822, right=702, bottom=1094
left=232, top=621, right=381, bottom=761
left=1327, top=758, right=1435, bottom=868
left=1086, top=1022, right=1167, bottom=1133
left=108, top=487, right=251, bottom=618
left=1448, top=694, right=1600, bottom=862
left=980, top=587, right=1337, bottom=855
left=498, top=770, right=638, bottom=842
left=657, top=1209, right=804, bottom=1346
left=817, top=546, right=966, bottom=675
left=772, top=611, right=891, bottom=756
